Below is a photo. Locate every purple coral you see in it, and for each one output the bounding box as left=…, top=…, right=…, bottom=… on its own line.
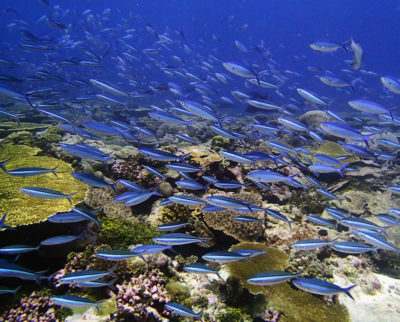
left=1, top=293, right=55, bottom=321
left=115, top=270, right=171, bottom=321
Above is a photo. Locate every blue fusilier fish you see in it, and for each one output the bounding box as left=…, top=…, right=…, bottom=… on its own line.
left=348, top=99, right=397, bottom=120
left=138, top=147, right=189, bottom=162
left=0, top=83, right=33, bottom=106
left=277, top=117, right=308, bottom=132
left=157, top=222, right=190, bottom=232
left=37, top=109, right=72, bottom=124
left=143, top=165, right=166, bottom=181
left=210, top=124, right=241, bottom=140
left=179, top=99, right=223, bottom=126
left=4, top=165, right=58, bottom=177
left=353, top=230, right=399, bottom=252
left=214, top=181, right=248, bottom=190
left=377, top=138, right=400, bottom=149
left=71, top=208, right=101, bottom=227
left=338, top=141, right=376, bottom=160
left=319, top=74, right=359, bottom=91
left=291, top=239, right=335, bottom=251
left=130, top=245, right=175, bottom=255
left=331, top=241, right=378, bottom=255
left=19, top=187, right=76, bottom=205
left=222, top=62, right=266, bottom=84
left=308, top=163, right=349, bottom=177
left=306, top=215, right=336, bottom=228
left=205, top=195, right=253, bottom=211
left=381, top=75, right=400, bottom=94
left=310, top=40, right=348, bottom=52
left=90, top=79, right=130, bottom=98
left=313, top=153, right=343, bottom=167
left=247, top=170, right=298, bottom=187
left=305, top=176, right=324, bottom=189
left=388, top=185, right=400, bottom=194
left=264, top=209, right=292, bottom=229
left=40, top=234, right=83, bottom=246
left=316, top=188, right=342, bottom=204
left=118, top=180, right=147, bottom=192
left=176, top=180, right=208, bottom=192
left=159, top=199, right=173, bottom=206
left=325, top=207, right=348, bottom=221
left=0, top=213, right=14, bottom=230
left=202, top=251, right=249, bottom=263
left=83, top=121, right=121, bottom=136
left=183, top=263, right=222, bottom=279
left=0, top=244, right=39, bottom=255
left=0, top=108, right=20, bottom=125
left=339, top=217, right=385, bottom=231
left=175, top=133, right=199, bottom=145
left=71, top=172, right=115, bottom=190
left=292, top=278, right=357, bottom=299
left=153, top=233, right=210, bottom=246
left=50, top=295, right=102, bottom=311
left=297, top=88, right=329, bottom=106
left=60, top=144, right=112, bottom=168
left=166, top=163, right=203, bottom=173
left=75, top=278, right=117, bottom=290
left=0, top=285, right=22, bottom=296
left=378, top=215, right=400, bottom=226
left=169, top=195, right=206, bottom=206
left=201, top=205, right=226, bottom=212
left=47, top=211, right=87, bottom=224
left=247, top=271, right=302, bottom=285
left=165, top=302, right=202, bottom=320
left=96, top=250, right=144, bottom=261
left=57, top=267, right=116, bottom=284
left=234, top=215, right=263, bottom=223
left=219, top=150, right=254, bottom=163
left=319, top=122, right=376, bottom=147
left=246, top=99, right=281, bottom=111
left=124, top=187, right=162, bottom=206
left=0, top=262, right=43, bottom=283
left=389, top=208, right=400, bottom=217
left=266, top=141, right=298, bottom=156
left=234, top=249, right=267, bottom=258
left=148, top=110, right=193, bottom=130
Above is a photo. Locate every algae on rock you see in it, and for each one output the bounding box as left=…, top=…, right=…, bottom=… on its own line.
left=0, top=144, right=87, bottom=226
left=227, top=242, right=350, bottom=322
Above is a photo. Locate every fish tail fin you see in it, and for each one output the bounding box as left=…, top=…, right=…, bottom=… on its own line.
left=342, top=39, right=351, bottom=51
left=186, top=119, right=193, bottom=130
left=66, top=192, right=77, bottom=205
left=167, top=245, right=177, bottom=253
left=51, top=166, right=58, bottom=177
left=216, top=272, right=224, bottom=281
left=179, top=153, right=191, bottom=162
left=344, top=284, right=358, bottom=300
left=363, top=133, right=377, bottom=148
left=0, top=159, right=10, bottom=172
left=152, top=185, right=163, bottom=197
left=24, top=94, right=33, bottom=107
left=13, top=285, right=22, bottom=295
left=204, top=183, right=210, bottom=193
left=108, top=277, right=118, bottom=291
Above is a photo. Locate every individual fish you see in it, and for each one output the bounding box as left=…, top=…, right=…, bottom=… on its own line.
left=246, top=99, right=281, bottom=111
left=0, top=108, right=20, bottom=125
left=40, top=234, right=83, bottom=246
left=319, top=74, right=359, bottom=91
left=0, top=83, right=33, bottom=106
left=153, top=233, right=210, bottom=246
left=0, top=244, right=39, bottom=255
left=0, top=262, right=43, bottom=283
left=381, top=76, right=400, bottom=94
left=57, top=267, right=116, bottom=284
left=264, top=208, right=292, bottom=229
left=214, top=181, right=248, bottom=189
left=176, top=180, right=208, bottom=192
left=202, top=251, right=248, bottom=263
left=130, top=244, right=174, bottom=255
left=205, top=195, right=253, bottom=210
left=310, top=41, right=347, bottom=52
left=0, top=285, right=22, bottom=296
left=247, top=170, right=297, bottom=187
left=60, top=144, right=112, bottom=168
left=75, top=278, right=117, bottom=290
left=175, top=133, right=198, bottom=145
left=96, top=250, right=143, bottom=261
left=124, top=187, right=162, bottom=206
left=47, top=211, right=87, bottom=224
left=19, top=187, right=76, bottom=205
left=316, top=188, right=342, bottom=203
left=50, top=295, right=102, bottom=311
left=157, top=222, right=190, bottom=232
left=71, top=172, right=115, bottom=190
left=37, top=109, right=72, bottom=124
left=308, top=163, right=348, bottom=177
left=183, top=263, right=222, bottom=279
left=90, top=79, right=130, bottom=99
left=340, top=217, right=386, bottom=231
left=331, top=241, right=377, bottom=255
left=353, top=230, right=398, bottom=252
left=349, top=38, right=363, bottom=70
left=166, top=163, right=203, bottom=173
left=4, top=165, right=58, bottom=177
left=169, top=194, right=206, bottom=206
left=277, top=117, right=308, bottom=132
left=292, top=278, right=357, bottom=299
left=297, top=88, right=329, bottom=106
left=247, top=270, right=301, bottom=285
left=348, top=99, right=396, bottom=119
left=319, top=122, right=375, bottom=147
left=306, top=215, right=336, bottom=228
left=71, top=208, right=101, bottom=227
left=291, top=239, right=335, bottom=251
left=138, top=147, right=189, bottom=162
left=179, top=100, right=222, bottom=126
left=165, top=302, right=202, bottom=320
left=219, top=150, right=254, bottom=163
left=148, top=110, right=192, bottom=130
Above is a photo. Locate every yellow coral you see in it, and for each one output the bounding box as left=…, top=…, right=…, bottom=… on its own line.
left=227, top=242, right=350, bottom=322
left=0, top=144, right=87, bottom=226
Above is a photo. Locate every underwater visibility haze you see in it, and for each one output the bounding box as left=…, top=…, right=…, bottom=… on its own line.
left=1, top=0, right=400, bottom=321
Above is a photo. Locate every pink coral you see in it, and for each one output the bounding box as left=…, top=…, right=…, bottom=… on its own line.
left=115, top=270, right=171, bottom=321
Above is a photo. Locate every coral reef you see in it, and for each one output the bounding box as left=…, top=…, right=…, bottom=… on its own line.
left=227, top=242, right=351, bottom=322
left=0, top=144, right=87, bottom=226
left=299, top=110, right=332, bottom=128
left=115, top=270, right=171, bottom=321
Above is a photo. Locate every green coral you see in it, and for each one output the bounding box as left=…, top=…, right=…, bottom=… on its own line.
left=0, top=144, right=87, bottom=226
left=310, top=141, right=359, bottom=163
left=99, top=217, right=159, bottom=249
left=55, top=308, right=73, bottom=321
left=227, top=242, right=350, bottom=322
left=211, top=135, right=231, bottom=152
left=216, top=307, right=251, bottom=322
left=166, top=280, right=191, bottom=302
left=39, top=125, right=63, bottom=144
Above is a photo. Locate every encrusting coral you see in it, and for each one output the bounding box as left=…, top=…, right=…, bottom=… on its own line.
left=0, top=144, right=87, bottom=226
